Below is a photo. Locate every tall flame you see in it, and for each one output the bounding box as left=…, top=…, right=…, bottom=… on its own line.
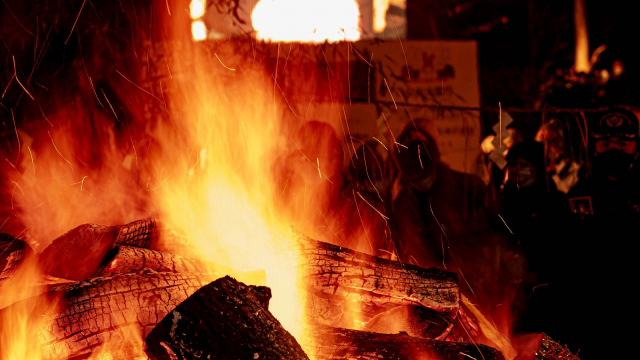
left=0, top=257, right=64, bottom=360
left=2, top=2, right=337, bottom=355
left=147, top=39, right=309, bottom=337
left=252, top=0, right=361, bottom=42
left=574, top=0, right=590, bottom=73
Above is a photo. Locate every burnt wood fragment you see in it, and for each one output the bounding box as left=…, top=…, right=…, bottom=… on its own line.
left=0, top=272, right=213, bottom=359
left=0, top=234, right=33, bottom=285
left=515, top=333, right=580, bottom=360
left=145, top=276, right=309, bottom=360
left=98, top=246, right=266, bottom=284
left=307, top=325, right=506, bottom=360
left=98, top=246, right=204, bottom=277
left=39, top=224, right=119, bottom=280
left=300, top=237, right=459, bottom=329
left=39, top=219, right=191, bottom=280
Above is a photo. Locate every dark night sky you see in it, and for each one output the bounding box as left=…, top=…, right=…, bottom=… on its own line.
left=1, top=0, right=639, bottom=114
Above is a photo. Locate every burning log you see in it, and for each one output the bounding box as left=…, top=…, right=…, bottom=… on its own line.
left=300, top=237, right=459, bottom=331
left=145, top=276, right=309, bottom=360
left=115, top=219, right=193, bottom=253
left=515, top=333, right=580, bottom=360
left=0, top=234, right=32, bottom=285
left=39, top=219, right=191, bottom=280
left=307, top=325, right=506, bottom=360
left=39, top=223, right=134, bottom=280
left=0, top=272, right=213, bottom=359
left=98, top=246, right=266, bottom=284
left=364, top=305, right=455, bottom=340
left=98, top=246, right=208, bottom=277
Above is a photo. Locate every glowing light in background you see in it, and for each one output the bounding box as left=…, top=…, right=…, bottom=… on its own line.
left=190, top=0, right=206, bottom=19
left=190, top=0, right=207, bottom=41
left=574, top=0, right=590, bottom=73
left=373, top=0, right=390, bottom=33
left=192, top=20, right=208, bottom=41
left=252, top=0, right=361, bottom=42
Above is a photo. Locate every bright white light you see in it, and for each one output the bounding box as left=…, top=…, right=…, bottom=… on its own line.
left=192, top=21, right=208, bottom=41
left=252, top=0, right=361, bottom=43
left=373, top=0, right=390, bottom=33
left=190, top=0, right=206, bottom=19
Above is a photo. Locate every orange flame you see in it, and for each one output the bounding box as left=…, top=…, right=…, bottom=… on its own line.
left=1, top=2, right=526, bottom=359
left=0, top=256, right=64, bottom=360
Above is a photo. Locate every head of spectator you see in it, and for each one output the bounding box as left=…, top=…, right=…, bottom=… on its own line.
left=504, top=115, right=540, bottom=150
left=293, top=120, right=344, bottom=187
left=590, top=108, right=639, bottom=180
left=392, top=125, right=441, bottom=192
left=347, top=140, right=387, bottom=194
left=503, top=139, right=546, bottom=191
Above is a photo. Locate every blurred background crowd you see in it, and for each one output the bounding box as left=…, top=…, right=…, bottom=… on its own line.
left=280, top=106, right=640, bottom=356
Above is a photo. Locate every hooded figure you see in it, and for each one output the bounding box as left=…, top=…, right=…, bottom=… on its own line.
left=500, top=138, right=566, bottom=298
left=390, top=124, right=527, bottom=334
left=273, top=121, right=346, bottom=244
left=337, top=141, right=393, bottom=257
left=389, top=124, right=490, bottom=268
left=501, top=139, right=554, bottom=235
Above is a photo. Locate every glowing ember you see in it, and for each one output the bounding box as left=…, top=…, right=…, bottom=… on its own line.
left=252, top=0, right=361, bottom=42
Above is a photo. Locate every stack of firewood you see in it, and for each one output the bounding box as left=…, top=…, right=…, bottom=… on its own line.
left=0, top=220, right=577, bottom=359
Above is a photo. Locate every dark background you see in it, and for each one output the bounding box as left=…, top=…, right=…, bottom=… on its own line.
left=3, top=0, right=639, bottom=134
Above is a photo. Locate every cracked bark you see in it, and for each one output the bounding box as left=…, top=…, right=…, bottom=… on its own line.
left=0, top=234, right=32, bottom=286
left=0, top=272, right=215, bottom=359
left=98, top=246, right=266, bottom=285
left=98, top=246, right=206, bottom=277
left=145, top=276, right=308, bottom=360
left=299, top=237, right=459, bottom=332
left=306, top=325, right=505, bottom=360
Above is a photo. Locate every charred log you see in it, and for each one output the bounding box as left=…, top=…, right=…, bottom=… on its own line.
left=0, top=272, right=214, bottom=359
left=300, top=237, right=459, bottom=329
left=307, top=325, right=505, bottom=360
left=515, top=333, right=580, bottom=360
left=364, top=305, right=455, bottom=340
left=98, top=246, right=205, bottom=277
left=145, top=276, right=309, bottom=360
left=114, top=219, right=194, bottom=254
left=0, top=234, right=33, bottom=285
left=98, top=246, right=266, bottom=284
left=39, top=224, right=119, bottom=280
left=39, top=220, right=192, bottom=280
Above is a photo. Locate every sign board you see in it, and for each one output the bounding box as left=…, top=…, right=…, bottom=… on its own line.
left=364, top=40, right=482, bottom=175
left=184, top=38, right=482, bottom=175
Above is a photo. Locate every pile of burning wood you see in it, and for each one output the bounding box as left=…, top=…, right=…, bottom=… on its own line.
left=0, top=219, right=577, bottom=359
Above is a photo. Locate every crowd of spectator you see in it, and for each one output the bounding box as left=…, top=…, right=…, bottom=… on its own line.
left=278, top=108, right=640, bottom=357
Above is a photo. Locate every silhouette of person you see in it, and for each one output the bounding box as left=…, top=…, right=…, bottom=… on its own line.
left=338, top=140, right=393, bottom=257
left=273, top=121, right=346, bottom=244
left=389, top=124, right=490, bottom=269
